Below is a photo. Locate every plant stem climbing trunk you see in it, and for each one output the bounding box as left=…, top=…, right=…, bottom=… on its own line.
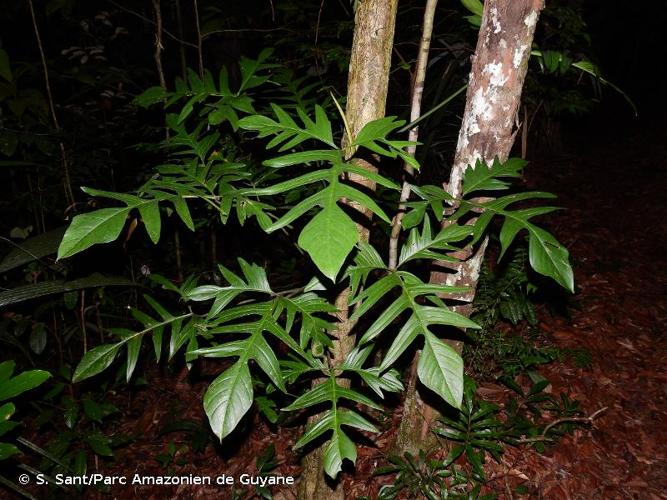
left=297, top=1, right=398, bottom=498
left=394, top=0, right=546, bottom=456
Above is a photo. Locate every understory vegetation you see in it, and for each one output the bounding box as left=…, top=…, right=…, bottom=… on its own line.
left=0, top=0, right=625, bottom=497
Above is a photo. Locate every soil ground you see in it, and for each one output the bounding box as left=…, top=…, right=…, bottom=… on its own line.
left=474, top=123, right=667, bottom=499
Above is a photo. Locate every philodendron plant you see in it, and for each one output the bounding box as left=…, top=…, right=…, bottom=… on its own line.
left=57, top=51, right=573, bottom=479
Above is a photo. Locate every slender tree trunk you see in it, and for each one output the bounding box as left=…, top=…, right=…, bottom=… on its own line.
left=297, top=1, right=398, bottom=498
left=193, top=0, right=204, bottom=78
left=151, top=0, right=167, bottom=91
left=394, top=0, right=545, bottom=456
left=173, top=0, right=188, bottom=79
left=389, top=0, right=439, bottom=271
left=27, top=0, right=75, bottom=210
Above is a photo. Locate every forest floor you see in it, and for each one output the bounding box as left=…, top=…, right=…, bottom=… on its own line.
left=468, top=124, right=667, bottom=499
left=501, top=123, right=667, bottom=499
left=19, top=123, right=666, bottom=500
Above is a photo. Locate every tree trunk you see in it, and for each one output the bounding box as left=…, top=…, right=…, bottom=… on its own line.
left=394, top=0, right=545, bottom=456
left=296, top=1, right=399, bottom=498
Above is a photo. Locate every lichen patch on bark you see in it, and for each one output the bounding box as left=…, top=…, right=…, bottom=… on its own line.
left=524, top=10, right=539, bottom=28
left=485, top=61, right=508, bottom=86
left=513, top=45, right=526, bottom=68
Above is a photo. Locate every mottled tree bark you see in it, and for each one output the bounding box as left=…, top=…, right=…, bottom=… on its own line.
left=297, top=1, right=398, bottom=498
left=394, top=0, right=545, bottom=456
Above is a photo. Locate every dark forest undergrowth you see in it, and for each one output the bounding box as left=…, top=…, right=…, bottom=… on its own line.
left=1, top=1, right=666, bottom=497
left=9, top=121, right=665, bottom=500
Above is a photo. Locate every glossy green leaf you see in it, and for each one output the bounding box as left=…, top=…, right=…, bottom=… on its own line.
left=125, top=336, right=142, bottom=382
left=398, top=219, right=472, bottom=267
left=263, top=150, right=341, bottom=168
left=0, top=403, right=15, bottom=422
left=294, top=411, right=335, bottom=449
left=380, top=315, right=420, bottom=370
left=468, top=190, right=574, bottom=292
left=351, top=274, right=401, bottom=321
left=462, top=158, right=526, bottom=196
left=203, top=362, right=253, bottom=441
left=283, top=380, right=331, bottom=411
left=265, top=191, right=325, bottom=233
left=338, top=409, right=378, bottom=433
left=418, top=333, right=464, bottom=408
left=352, top=116, right=410, bottom=161
left=57, top=208, right=130, bottom=259
left=0, top=364, right=50, bottom=402
left=323, top=428, right=356, bottom=479
left=340, top=163, right=401, bottom=190
left=298, top=205, right=358, bottom=281
left=208, top=105, right=238, bottom=128
left=528, top=226, right=574, bottom=292
left=358, top=295, right=408, bottom=345
left=0, top=421, right=19, bottom=439
left=498, top=206, right=559, bottom=258
left=134, top=86, right=166, bottom=107
left=346, top=242, right=387, bottom=297
left=0, top=442, right=19, bottom=460
left=244, top=170, right=329, bottom=197
left=85, top=433, right=114, bottom=456
left=460, top=0, right=483, bottom=16
left=238, top=104, right=335, bottom=150
left=81, top=186, right=142, bottom=204
left=138, top=200, right=161, bottom=244
left=172, top=197, right=195, bottom=231
left=0, top=362, right=14, bottom=382
left=337, top=184, right=391, bottom=223
left=354, top=116, right=401, bottom=143
left=335, top=385, right=382, bottom=411
left=275, top=294, right=336, bottom=350
left=416, top=305, right=480, bottom=330
left=251, top=335, right=287, bottom=392
left=72, top=344, right=122, bottom=383
left=401, top=202, right=427, bottom=229
left=362, top=368, right=404, bottom=397
left=188, top=340, right=247, bottom=358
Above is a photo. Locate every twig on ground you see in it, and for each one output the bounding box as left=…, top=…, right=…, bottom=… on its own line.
left=517, top=406, right=608, bottom=444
